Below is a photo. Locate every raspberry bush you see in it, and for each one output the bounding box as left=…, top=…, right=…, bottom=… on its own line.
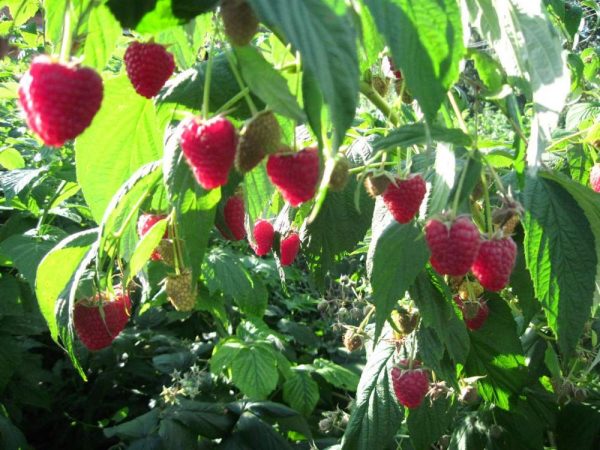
left=0, top=0, right=599, bottom=449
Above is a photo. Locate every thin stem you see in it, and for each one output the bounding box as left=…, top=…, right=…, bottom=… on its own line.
left=202, top=37, right=215, bottom=118
left=481, top=172, right=494, bottom=236
left=546, top=125, right=593, bottom=151
left=348, top=161, right=397, bottom=174
left=224, top=50, right=258, bottom=115
left=359, top=81, right=399, bottom=127
left=447, top=90, right=468, bottom=135
left=452, top=156, right=470, bottom=216
left=59, top=1, right=72, bottom=63
left=36, top=179, right=66, bottom=233
left=214, top=87, right=250, bottom=116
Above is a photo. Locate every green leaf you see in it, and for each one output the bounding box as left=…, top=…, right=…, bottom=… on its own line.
left=0, top=233, right=59, bottom=288
left=164, top=129, right=220, bottom=281
left=0, top=274, right=23, bottom=316
left=35, top=229, right=97, bottom=341
left=312, top=358, right=359, bottom=391
left=407, top=396, right=457, bottom=450
left=0, top=336, right=21, bottom=394
left=364, top=0, right=464, bottom=121
left=247, top=0, right=359, bottom=147
left=0, top=148, right=25, bottom=170
left=523, top=173, right=597, bottom=356
left=409, top=271, right=470, bottom=365
left=464, top=0, right=569, bottom=167
left=159, top=418, right=197, bottom=449
left=104, top=410, right=160, bottom=440
left=301, top=69, right=323, bottom=145
left=106, top=0, right=218, bottom=32
left=341, top=336, right=403, bottom=450
left=76, top=75, right=163, bottom=223
left=230, top=344, right=278, bottom=400
left=370, top=220, right=429, bottom=341
left=463, top=299, right=527, bottom=410
left=235, top=46, right=305, bottom=122
left=157, top=53, right=263, bottom=120
left=0, top=415, right=28, bottom=450
left=556, top=403, right=600, bottom=450
left=203, top=248, right=267, bottom=317
left=355, top=1, right=385, bottom=72
left=164, top=399, right=234, bottom=439
left=97, top=161, right=162, bottom=264
left=427, top=143, right=456, bottom=216
left=210, top=337, right=245, bottom=374
left=306, top=176, right=374, bottom=280
left=126, top=218, right=167, bottom=284
left=229, top=412, right=293, bottom=450
left=283, top=370, right=319, bottom=416
left=82, top=3, right=121, bottom=71
left=372, top=123, right=471, bottom=152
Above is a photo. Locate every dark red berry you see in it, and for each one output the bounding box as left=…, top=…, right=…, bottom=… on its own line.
left=124, top=41, right=175, bottom=98
left=180, top=116, right=237, bottom=190
left=391, top=366, right=429, bottom=409
left=425, top=216, right=481, bottom=277
left=454, top=296, right=489, bottom=330
left=382, top=175, right=426, bottom=223
left=252, top=219, right=274, bottom=256
left=18, top=55, right=103, bottom=147
left=471, top=236, right=517, bottom=291
left=266, top=147, right=320, bottom=207
left=223, top=194, right=246, bottom=241
left=280, top=232, right=301, bottom=266
left=74, top=291, right=131, bottom=351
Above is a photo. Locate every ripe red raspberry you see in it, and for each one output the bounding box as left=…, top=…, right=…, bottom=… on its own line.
left=137, top=213, right=167, bottom=261
left=124, top=41, right=175, bottom=98
left=391, top=366, right=429, bottom=409
left=252, top=219, right=274, bottom=256
left=74, top=291, right=131, bottom=351
left=454, top=296, right=489, bottom=331
left=590, top=163, right=600, bottom=193
left=18, top=55, right=103, bottom=147
left=266, top=147, right=320, bottom=207
left=280, top=232, right=301, bottom=266
left=223, top=194, right=246, bottom=241
left=382, top=175, right=426, bottom=224
left=425, top=216, right=481, bottom=276
left=471, top=236, right=517, bottom=291
left=180, top=116, right=237, bottom=190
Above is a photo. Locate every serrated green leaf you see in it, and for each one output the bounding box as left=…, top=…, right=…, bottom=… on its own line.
left=210, top=337, right=245, bottom=374
left=523, top=174, right=596, bottom=356
left=247, top=0, right=358, bottom=147
left=370, top=221, right=429, bottom=341
left=283, top=370, right=319, bottom=416
left=341, top=336, right=403, bottom=450
left=82, top=3, right=121, bottom=71
left=407, top=396, right=457, bottom=450
left=372, top=123, right=471, bottom=152
left=312, top=358, right=359, bottom=392
left=409, top=271, right=470, bottom=365
left=364, top=0, right=464, bottom=121
left=230, top=345, right=278, bottom=399
left=464, top=299, right=527, bottom=410
left=235, top=46, right=305, bottom=122
left=0, top=233, right=59, bottom=288
left=126, top=218, right=167, bottom=285
left=76, top=75, right=163, bottom=223
left=157, top=52, right=263, bottom=120
left=35, top=229, right=97, bottom=341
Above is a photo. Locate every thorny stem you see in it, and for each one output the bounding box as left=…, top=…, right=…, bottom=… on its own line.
left=214, top=87, right=250, bottom=116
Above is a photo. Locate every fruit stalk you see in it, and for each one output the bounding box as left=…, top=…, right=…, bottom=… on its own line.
left=59, top=0, right=72, bottom=63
